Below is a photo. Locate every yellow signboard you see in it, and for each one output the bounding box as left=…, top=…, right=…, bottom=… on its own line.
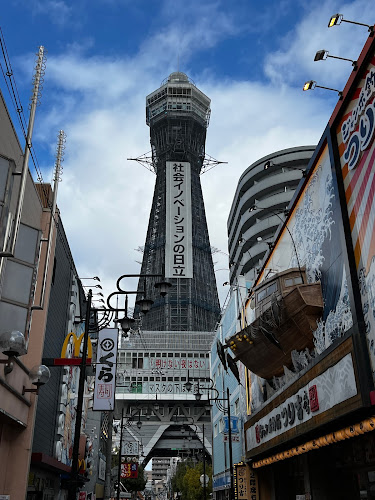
left=61, top=332, right=93, bottom=359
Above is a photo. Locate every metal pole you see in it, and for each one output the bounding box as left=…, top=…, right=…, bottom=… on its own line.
left=227, top=387, right=234, bottom=500
left=2, top=46, right=45, bottom=258
left=68, top=289, right=92, bottom=500
left=37, top=130, right=66, bottom=309
left=203, top=423, right=207, bottom=500
left=117, top=407, right=125, bottom=500
left=104, top=411, right=114, bottom=500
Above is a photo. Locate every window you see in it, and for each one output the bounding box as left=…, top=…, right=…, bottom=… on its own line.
left=219, top=418, right=224, bottom=433
left=214, top=424, right=218, bottom=437
left=284, top=276, right=303, bottom=287
left=234, top=399, right=240, bottom=416
left=132, top=357, right=143, bottom=369
left=257, top=281, right=278, bottom=302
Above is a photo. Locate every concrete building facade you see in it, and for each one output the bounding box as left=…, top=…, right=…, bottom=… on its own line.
left=227, top=146, right=315, bottom=286
left=0, top=88, right=57, bottom=498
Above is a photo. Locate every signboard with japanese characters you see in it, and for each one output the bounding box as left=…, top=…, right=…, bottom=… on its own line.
left=223, top=434, right=240, bottom=442
left=246, top=353, right=357, bottom=452
left=234, top=464, right=258, bottom=500
left=165, top=161, right=193, bottom=278
left=121, top=440, right=139, bottom=456
left=149, top=356, right=208, bottom=370
left=93, top=328, right=118, bottom=411
left=223, top=416, right=240, bottom=442
left=121, top=462, right=138, bottom=479
left=98, top=458, right=106, bottom=481
left=335, top=55, right=375, bottom=380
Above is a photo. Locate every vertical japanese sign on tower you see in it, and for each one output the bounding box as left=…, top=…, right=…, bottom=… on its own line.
left=93, top=328, right=118, bottom=410
left=165, top=161, right=193, bottom=278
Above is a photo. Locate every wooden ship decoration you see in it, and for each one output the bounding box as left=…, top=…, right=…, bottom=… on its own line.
left=226, top=268, right=323, bottom=380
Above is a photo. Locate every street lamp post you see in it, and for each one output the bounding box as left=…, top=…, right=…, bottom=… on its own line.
left=226, top=387, right=234, bottom=500
left=117, top=407, right=125, bottom=500
left=185, top=376, right=234, bottom=500
left=202, top=423, right=207, bottom=500
left=66, top=273, right=171, bottom=500
left=67, top=288, right=92, bottom=500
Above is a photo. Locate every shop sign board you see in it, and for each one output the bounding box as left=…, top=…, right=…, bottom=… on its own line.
left=121, top=440, right=139, bottom=456
left=223, top=433, right=240, bottom=442
left=93, top=328, right=118, bottom=411
left=234, top=464, right=259, bottom=500
left=223, top=416, right=239, bottom=433
left=121, top=462, right=138, bottom=479
left=98, top=457, right=106, bottom=481
left=246, top=353, right=357, bottom=451
left=165, top=161, right=193, bottom=278
left=335, top=49, right=375, bottom=378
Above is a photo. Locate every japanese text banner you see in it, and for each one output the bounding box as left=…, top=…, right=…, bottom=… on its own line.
left=93, top=328, right=118, bottom=411
left=165, top=161, right=193, bottom=278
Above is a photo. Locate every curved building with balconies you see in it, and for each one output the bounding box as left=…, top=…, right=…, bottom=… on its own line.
left=228, top=146, right=315, bottom=285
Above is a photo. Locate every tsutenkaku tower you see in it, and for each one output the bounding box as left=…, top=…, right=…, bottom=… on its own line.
left=135, top=72, right=220, bottom=331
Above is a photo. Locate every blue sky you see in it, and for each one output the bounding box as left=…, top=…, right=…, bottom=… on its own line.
left=0, top=0, right=373, bottom=305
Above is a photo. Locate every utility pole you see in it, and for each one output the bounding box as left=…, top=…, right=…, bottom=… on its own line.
left=67, top=289, right=92, bottom=500
left=117, top=407, right=125, bottom=500
left=227, top=387, right=234, bottom=500
left=203, top=423, right=207, bottom=500
left=104, top=411, right=114, bottom=500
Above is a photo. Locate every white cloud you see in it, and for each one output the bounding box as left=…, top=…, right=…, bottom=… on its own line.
left=29, top=0, right=73, bottom=26
left=21, top=0, right=370, bottom=307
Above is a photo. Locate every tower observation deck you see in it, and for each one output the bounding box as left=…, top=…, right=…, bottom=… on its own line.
left=135, top=72, right=220, bottom=331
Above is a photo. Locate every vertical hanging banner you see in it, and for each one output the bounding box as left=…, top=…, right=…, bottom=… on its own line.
left=93, top=328, right=118, bottom=411
left=235, top=464, right=259, bottom=500
left=165, top=161, right=193, bottom=278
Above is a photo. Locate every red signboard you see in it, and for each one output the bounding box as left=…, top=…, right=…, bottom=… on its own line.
left=121, top=462, right=138, bottom=479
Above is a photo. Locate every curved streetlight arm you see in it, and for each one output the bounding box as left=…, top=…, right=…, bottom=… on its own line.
left=106, top=291, right=137, bottom=310
left=116, top=273, right=163, bottom=293
left=191, top=376, right=228, bottom=412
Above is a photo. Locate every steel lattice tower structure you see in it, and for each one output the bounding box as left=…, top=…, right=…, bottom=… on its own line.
left=135, top=72, right=220, bottom=331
